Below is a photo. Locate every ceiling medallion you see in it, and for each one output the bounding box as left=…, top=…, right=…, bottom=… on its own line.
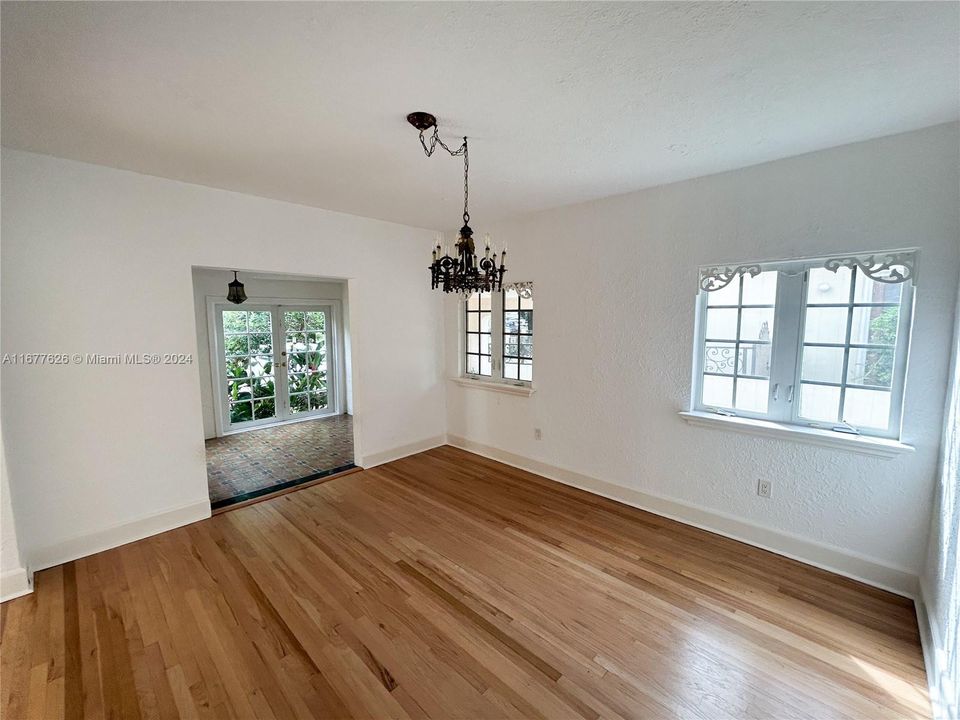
left=407, top=111, right=507, bottom=294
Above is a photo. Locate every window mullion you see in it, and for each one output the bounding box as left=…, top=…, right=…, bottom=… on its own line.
left=768, top=271, right=804, bottom=422
left=692, top=291, right=707, bottom=409
left=463, top=297, right=470, bottom=376
left=732, top=280, right=743, bottom=411
left=887, top=282, right=914, bottom=435
left=837, top=271, right=857, bottom=423
left=493, top=291, right=504, bottom=378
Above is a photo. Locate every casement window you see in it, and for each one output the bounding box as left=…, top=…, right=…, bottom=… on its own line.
left=464, top=291, right=493, bottom=376
left=464, top=283, right=533, bottom=384
left=692, top=251, right=916, bottom=439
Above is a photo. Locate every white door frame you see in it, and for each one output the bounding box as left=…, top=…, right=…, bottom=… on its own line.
left=206, top=296, right=347, bottom=437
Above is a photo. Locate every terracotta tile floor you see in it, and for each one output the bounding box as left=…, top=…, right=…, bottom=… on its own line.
left=205, top=414, right=354, bottom=506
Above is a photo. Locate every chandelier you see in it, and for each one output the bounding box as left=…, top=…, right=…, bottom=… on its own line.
left=407, top=111, right=507, bottom=294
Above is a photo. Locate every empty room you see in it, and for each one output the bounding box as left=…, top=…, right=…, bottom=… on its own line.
left=1, top=2, right=958, bottom=719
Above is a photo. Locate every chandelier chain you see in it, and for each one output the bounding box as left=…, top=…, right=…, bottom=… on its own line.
left=419, top=127, right=469, bottom=225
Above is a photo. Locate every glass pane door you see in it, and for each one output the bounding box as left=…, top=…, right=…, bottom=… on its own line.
left=283, top=309, right=330, bottom=416
left=217, top=304, right=337, bottom=434
left=221, top=308, right=278, bottom=427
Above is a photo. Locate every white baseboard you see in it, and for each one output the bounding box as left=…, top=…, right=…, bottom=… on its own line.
left=446, top=435, right=918, bottom=598
left=29, top=498, right=212, bottom=574
left=360, top=434, right=447, bottom=469
left=1, top=565, right=33, bottom=603
left=918, top=579, right=957, bottom=720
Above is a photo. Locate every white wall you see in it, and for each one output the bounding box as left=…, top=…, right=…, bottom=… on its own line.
left=446, top=123, right=960, bottom=591
left=1, top=149, right=446, bottom=570
left=921, top=270, right=960, bottom=720
left=1, top=396, right=30, bottom=601
left=0, top=245, right=30, bottom=602
left=191, top=268, right=347, bottom=439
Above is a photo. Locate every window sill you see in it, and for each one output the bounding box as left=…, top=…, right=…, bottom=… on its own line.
left=450, top=377, right=536, bottom=397
left=677, top=411, right=914, bottom=458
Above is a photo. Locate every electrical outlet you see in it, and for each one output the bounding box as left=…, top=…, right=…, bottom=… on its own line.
left=757, top=480, right=772, bottom=498
left=534, top=428, right=542, bottom=441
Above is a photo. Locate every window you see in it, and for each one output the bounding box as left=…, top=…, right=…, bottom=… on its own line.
left=702, top=270, right=777, bottom=414
left=503, top=287, right=533, bottom=381
left=465, top=292, right=492, bottom=376
left=463, top=283, right=534, bottom=384
left=693, top=252, right=915, bottom=439
left=798, top=266, right=905, bottom=431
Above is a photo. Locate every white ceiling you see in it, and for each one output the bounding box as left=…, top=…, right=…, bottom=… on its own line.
left=3, top=2, right=958, bottom=230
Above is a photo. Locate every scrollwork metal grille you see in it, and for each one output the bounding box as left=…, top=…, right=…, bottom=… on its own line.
left=704, top=346, right=737, bottom=374
left=822, top=252, right=916, bottom=285
left=503, top=281, right=533, bottom=299
left=699, top=265, right=762, bottom=292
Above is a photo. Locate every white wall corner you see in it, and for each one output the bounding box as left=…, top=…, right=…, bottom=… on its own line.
left=29, top=498, right=211, bottom=573
left=446, top=435, right=920, bottom=598
left=1, top=402, right=32, bottom=603
left=919, top=577, right=957, bottom=720
left=360, top=434, right=448, bottom=470
left=0, top=566, right=32, bottom=603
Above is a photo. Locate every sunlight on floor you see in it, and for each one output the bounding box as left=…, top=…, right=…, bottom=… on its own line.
left=849, top=655, right=930, bottom=717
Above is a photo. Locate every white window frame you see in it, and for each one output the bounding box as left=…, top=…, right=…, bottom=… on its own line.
left=460, top=285, right=534, bottom=389
left=691, top=252, right=916, bottom=440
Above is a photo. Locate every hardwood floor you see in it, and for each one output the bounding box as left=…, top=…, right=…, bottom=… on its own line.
left=1, top=446, right=929, bottom=719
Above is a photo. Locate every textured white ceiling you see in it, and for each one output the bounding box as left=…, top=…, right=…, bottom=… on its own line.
left=2, top=2, right=957, bottom=230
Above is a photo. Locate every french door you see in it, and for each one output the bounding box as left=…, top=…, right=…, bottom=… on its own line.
left=214, top=304, right=339, bottom=433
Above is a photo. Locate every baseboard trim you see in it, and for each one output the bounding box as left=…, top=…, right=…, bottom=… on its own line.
left=918, top=579, right=956, bottom=720
left=361, top=434, right=447, bottom=469
left=1, top=565, right=33, bottom=603
left=446, top=435, right=918, bottom=598
left=29, top=498, right=212, bottom=573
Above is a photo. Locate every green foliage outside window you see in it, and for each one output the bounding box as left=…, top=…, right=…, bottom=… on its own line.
left=863, top=307, right=898, bottom=387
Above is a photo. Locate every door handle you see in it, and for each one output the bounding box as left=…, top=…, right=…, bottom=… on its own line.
left=786, top=384, right=795, bottom=403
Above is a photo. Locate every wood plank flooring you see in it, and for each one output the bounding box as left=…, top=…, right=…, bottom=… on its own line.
left=1, top=446, right=930, bottom=719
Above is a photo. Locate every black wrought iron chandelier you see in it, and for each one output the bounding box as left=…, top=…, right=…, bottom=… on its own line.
left=408, top=111, right=507, bottom=294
